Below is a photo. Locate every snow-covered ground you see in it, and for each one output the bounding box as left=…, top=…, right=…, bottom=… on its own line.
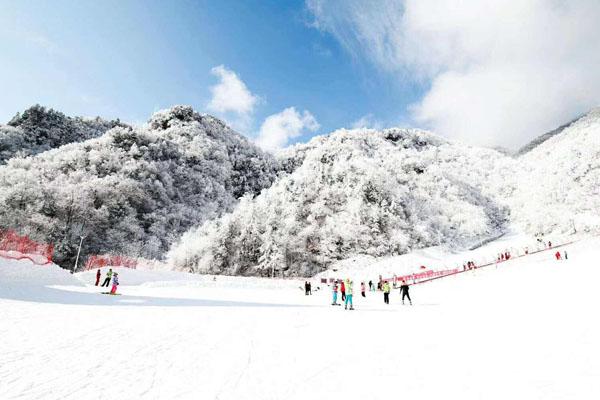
left=1, top=236, right=599, bottom=399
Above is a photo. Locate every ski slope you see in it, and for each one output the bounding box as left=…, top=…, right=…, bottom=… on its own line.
left=1, top=237, right=600, bottom=400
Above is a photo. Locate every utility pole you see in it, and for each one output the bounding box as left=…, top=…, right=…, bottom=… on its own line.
left=73, top=235, right=84, bottom=274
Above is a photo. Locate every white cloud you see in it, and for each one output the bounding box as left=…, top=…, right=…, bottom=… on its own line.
left=207, top=65, right=259, bottom=132
left=257, top=107, right=320, bottom=152
left=350, top=114, right=382, bottom=130
left=307, top=0, right=600, bottom=148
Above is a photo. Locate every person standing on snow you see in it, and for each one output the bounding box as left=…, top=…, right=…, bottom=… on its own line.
left=383, top=281, right=391, bottom=304
left=361, top=282, right=366, bottom=297
left=344, top=278, right=354, bottom=310
left=555, top=251, right=561, bottom=260
left=95, top=269, right=101, bottom=286
left=368, top=280, right=374, bottom=291
left=332, top=281, right=339, bottom=305
left=101, top=269, right=113, bottom=287
left=399, top=280, right=412, bottom=305
left=564, top=251, right=568, bottom=260
left=110, top=272, right=119, bottom=295
left=340, top=280, right=346, bottom=302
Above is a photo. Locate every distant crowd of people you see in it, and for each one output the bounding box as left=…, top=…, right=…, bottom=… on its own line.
left=329, top=276, right=412, bottom=310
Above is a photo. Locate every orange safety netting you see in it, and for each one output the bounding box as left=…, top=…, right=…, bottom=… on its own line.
left=0, top=229, right=54, bottom=265
left=84, top=254, right=138, bottom=270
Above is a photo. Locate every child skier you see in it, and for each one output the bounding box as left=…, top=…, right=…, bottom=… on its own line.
left=101, top=269, right=113, bottom=287
left=399, top=280, right=412, bottom=305
left=361, top=282, right=366, bottom=297
left=340, top=280, right=346, bottom=302
left=110, top=272, right=119, bottom=295
left=383, top=281, right=391, bottom=304
left=95, top=269, right=101, bottom=286
left=332, top=281, right=339, bottom=305
left=345, top=278, right=354, bottom=310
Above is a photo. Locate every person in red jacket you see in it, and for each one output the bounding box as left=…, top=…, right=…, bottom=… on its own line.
left=340, top=280, right=346, bottom=302
left=555, top=251, right=561, bottom=260
left=95, top=269, right=101, bottom=286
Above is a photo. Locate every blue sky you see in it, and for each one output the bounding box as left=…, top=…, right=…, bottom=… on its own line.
left=0, top=0, right=421, bottom=148
left=1, top=0, right=599, bottom=150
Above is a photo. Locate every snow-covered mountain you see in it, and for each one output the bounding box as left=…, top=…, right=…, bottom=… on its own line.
left=511, top=107, right=600, bottom=235
left=0, top=106, right=279, bottom=269
left=168, top=128, right=515, bottom=276
left=0, top=105, right=125, bottom=164
left=1, top=104, right=598, bottom=276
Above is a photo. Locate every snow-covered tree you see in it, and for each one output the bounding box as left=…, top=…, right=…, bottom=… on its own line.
left=0, top=106, right=279, bottom=269
left=1, top=105, right=125, bottom=163
left=168, top=127, right=513, bottom=276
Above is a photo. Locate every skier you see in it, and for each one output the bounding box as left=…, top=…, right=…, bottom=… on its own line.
left=332, top=281, right=339, bottom=305
left=308, top=281, right=312, bottom=295
left=368, top=280, right=374, bottom=291
left=361, top=282, right=366, bottom=297
left=95, top=269, right=101, bottom=286
left=340, top=280, right=346, bottom=302
left=100, top=269, right=113, bottom=287
left=383, top=281, right=391, bottom=304
left=548, top=241, right=552, bottom=248
left=399, top=280, right=412, bottom=305
left=110, top=272, right=119, bottom=295
left=304, top=281, right=310, bottom=295
left=564, top=251, right=568, bottom=260
left=344, top=278, right=354, bottom=310
left=555, top=251, right=561, bottom=260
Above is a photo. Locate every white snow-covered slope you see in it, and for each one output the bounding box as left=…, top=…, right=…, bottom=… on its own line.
left=513, top=108, right=600, bottom=235
left=2, top=236, right=599, bottom=400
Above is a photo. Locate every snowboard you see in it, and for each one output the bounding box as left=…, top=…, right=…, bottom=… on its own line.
left=101, top=292, right=121, bottom=296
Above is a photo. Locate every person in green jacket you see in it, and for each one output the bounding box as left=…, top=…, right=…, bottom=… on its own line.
left=100, top=268, right=113, bottom=287
left=344, top=278, right=354, bottom=310
left=383, top=281, right=391, bottom=304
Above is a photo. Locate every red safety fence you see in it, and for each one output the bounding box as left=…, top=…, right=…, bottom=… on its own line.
left=84, top=254, right=138, bottom=270
left=408, top=238, right=579, bottom=286
left=324, top=238, right=581, bottom=287
left=0, top=229, right=54, bottom=265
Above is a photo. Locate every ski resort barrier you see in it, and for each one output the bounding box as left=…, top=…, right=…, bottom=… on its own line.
left=407, top=238, right=579, bottom=286
left=0, top=229, right=54, bottom=265
left=84, top=254, right=138, bottom=270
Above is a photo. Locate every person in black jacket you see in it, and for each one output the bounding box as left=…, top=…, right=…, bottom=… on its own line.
left=399, top=280, right=412, bottom=305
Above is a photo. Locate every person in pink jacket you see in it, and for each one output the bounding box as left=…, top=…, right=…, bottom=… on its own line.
left=110, top=273, right=119, bottom=295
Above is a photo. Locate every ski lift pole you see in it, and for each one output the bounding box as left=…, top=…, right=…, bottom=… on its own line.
left=73, top=235, right=84, bottom=274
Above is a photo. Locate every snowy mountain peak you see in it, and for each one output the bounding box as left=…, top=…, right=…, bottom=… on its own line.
left=169, top=126, right=511, bottom=276
left=148, top=105, right=202, bottom=130
left=1, top=104, right=125, bottom=164
left=517, top=107, right=600, bottom=156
